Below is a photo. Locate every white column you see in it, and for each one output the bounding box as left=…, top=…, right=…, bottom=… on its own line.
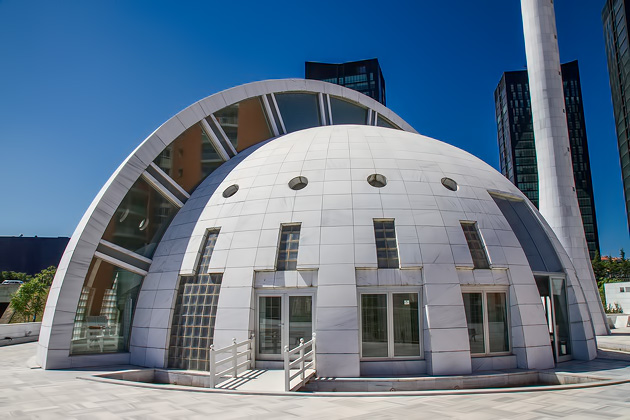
left=521, top=0, right=608, bottom=335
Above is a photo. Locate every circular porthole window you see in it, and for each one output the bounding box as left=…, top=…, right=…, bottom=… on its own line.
left=367, top=173, right=387, bottom=188
left=222, top=184, right=239, bottom=198
left=441, top=177, right=458, bottom=191
left=288, top=176, right=308, bottom=191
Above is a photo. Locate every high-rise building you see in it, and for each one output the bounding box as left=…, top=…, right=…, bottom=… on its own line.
left=602, top=0, right=630, bottom=233
left=305, top=58, right=386, bottom=105
left=494, top=61, right=600, bottom=259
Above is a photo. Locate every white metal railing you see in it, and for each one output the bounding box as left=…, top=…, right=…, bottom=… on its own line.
left=283, top=333, right=316, bottom=392
left=209, top=334, right=255, bottom=388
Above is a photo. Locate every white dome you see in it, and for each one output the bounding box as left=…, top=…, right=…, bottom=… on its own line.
left=134, top=125, right=596, bottom=377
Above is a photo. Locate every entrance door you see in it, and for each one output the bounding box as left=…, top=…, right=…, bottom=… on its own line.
left=257, top=294, right=313, bottom=360
left=535, top=275, right=571, bottom=362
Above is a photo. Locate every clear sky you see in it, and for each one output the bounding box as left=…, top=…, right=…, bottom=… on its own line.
left=0, top=0, right=628, bottom=256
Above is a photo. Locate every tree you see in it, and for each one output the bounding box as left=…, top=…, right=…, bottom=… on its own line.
left=35, top=266, right=56, bottom=287
left=8, top=266, right=56, bottom=323
left=10, top=278, right=49, bottom=322
left=0, top=271, right=30, bottom=283
left=592, top=250, right=630, bottom=306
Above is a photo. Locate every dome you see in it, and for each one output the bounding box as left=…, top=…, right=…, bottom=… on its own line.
left=132, top=125, right=596, bottom=377
left=38, top=80, right=598, bottom=378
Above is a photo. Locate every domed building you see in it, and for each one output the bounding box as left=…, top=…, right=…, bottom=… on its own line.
left=38, top=80, right=601, bottom=378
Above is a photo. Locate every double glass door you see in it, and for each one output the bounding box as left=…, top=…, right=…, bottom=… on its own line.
left=257, top=294, right=313, bottom=360
left=535, top=276, right=571, bottom=362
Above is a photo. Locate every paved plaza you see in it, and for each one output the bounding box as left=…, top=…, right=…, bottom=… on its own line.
left=2, top=332, right=630, bottom=419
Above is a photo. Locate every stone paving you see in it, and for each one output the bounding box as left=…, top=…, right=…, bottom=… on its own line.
left=4, top=338, right=630, bottom=419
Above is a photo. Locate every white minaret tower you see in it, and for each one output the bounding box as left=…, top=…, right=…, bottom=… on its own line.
left=521, top=0, right=609, bottom=336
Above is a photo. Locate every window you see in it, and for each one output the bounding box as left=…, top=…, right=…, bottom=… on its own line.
left=374, top=220, right=399, bottom=268
left=288, top=176, right=308, bottom=191
left=213, top=97, right=273, bottom=152
left=367, top=173, right=387, bottom=188
left=168, top=229, right=222, bottom=371
left=360, top=291, right=421, bottom=358
left=274, top=93, right=321, bottom=133
left=441, top=177, right=458, bottom=191
left=461, top=222, right=490, bottom=269
left=491, top=195, right=562, bottom=273
left=101, top=176, right=178, bottom=258
left=277, top=224, right=301, bottom=271
left=330, top=97, right=368, bottom=125
left=70, top=259, right=143, bottom=355
left=462, top=290, right=510, bottom=355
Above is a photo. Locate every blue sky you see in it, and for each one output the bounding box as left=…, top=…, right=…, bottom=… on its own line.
left=0, top=0, right=627, bottom=256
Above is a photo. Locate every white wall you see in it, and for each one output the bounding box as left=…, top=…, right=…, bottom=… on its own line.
left=604, top=282, right=630, bottom=313
left=0, top=322, right=41, bottom=346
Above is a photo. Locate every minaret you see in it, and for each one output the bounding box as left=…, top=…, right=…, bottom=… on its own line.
left=521, top=0, right=609, bottom=335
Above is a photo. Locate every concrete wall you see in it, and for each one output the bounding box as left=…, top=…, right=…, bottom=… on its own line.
left=604, top=282, right=630, bottom=313
left=0, top=322, right=41, bottom=346
left=0, top=283, right=20, bottom=303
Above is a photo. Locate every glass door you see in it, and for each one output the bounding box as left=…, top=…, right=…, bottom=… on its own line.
left=257, top=294, right=313, bottom=360
left=258, top=296, right=282, bottom=358
left=551, top=277, right=571, bottom=360
left=535, top=275, right=571, bottom=362
left=288, top=296, right=313, bottom=348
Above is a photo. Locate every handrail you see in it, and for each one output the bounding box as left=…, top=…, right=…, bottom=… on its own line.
left=209, top=334, right=255, bottom=388
left=283, top=333, right=316, bottom=392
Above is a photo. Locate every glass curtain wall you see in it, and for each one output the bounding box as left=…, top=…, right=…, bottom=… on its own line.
left=153, top=123, right=224, bottom=194
left=274, top=93, right=321, bottom=133
left=101, top=177, right=178, bottom=259
left=70, top=259, right=143, bottom=355
left=214, top=97, right=273, bottom=152
left=330, top=97, right=368, bottom=125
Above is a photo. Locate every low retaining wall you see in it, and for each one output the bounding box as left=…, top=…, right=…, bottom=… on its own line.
left=0, top=322, right=41, bottom=346
left=607, top=315, right=630, bottom=329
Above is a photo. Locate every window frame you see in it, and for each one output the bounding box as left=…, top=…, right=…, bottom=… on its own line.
left=255, top=289, right=316, bottom=361
left=461, top=286, right=511, bottom=357
left=373, top=219, right=400, bottom=269
left=460, top=221, right=491, bottom=269
left=357, top=287, right=423, bottom=360
left=276, top=223, right=301, bottom=271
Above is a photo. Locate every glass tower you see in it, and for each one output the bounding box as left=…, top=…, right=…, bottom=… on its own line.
left=305, top=58, right=386, bottom=105
left=494, top=60, right=600, bottom=259
left=603, top=0, right=630, bottom=233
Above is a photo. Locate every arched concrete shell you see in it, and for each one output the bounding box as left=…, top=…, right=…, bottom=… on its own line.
left=130, top=125, right=597, bottom=376
left=37, top=80, right=415, bottom=369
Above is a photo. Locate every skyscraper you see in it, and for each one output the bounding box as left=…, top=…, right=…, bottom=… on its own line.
left=305, top=58, right=386, bottom=105
left=494, top=61, right=600, bottom=259
left=602, top=0, right=630, bottom=233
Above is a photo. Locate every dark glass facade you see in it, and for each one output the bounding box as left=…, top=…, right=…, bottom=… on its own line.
left=603, top=0, right=630, bottom=233
left=494, top=61, right=600, bottom=259
left=305, top=59, right=386, bottom=105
